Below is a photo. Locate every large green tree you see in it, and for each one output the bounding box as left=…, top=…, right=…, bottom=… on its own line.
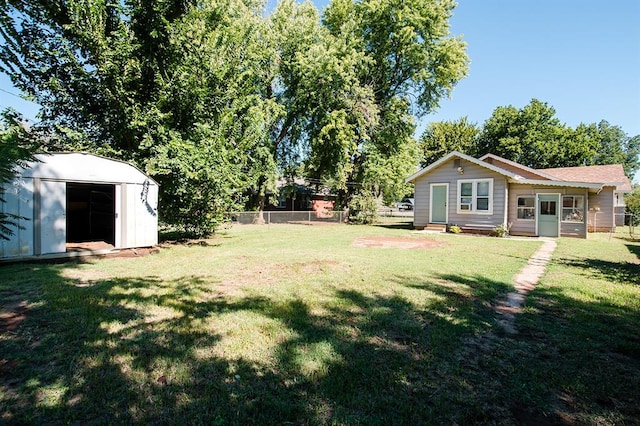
left=624, top=184, right=640, bottom=226
left=418, top=116, right=478, bottom=166
left=321, top=0, right=469, bottom=205
left=589, top=120, right=640, bottom=178
left=475, top=99, right=590, bottom=169
left=422, top=98, right=639, bottom=181
left=1, top=0, right=281, bottom=235
left=473, top=98, right=640, bottom=177
left=1, top=0, right=469, bottom=231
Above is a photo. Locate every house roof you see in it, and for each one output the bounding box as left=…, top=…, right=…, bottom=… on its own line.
left=540, top=164, right=632, bottom=191
left=406, top=151, right=525, bottom=183
left=511, top=179, right=604, bottom=192
left=478, top=153, right=559, bottom=180
left=407, top=151, right=631, bottom=193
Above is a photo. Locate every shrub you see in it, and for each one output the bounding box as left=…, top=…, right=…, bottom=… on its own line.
left=348, top=192, right=378, bottom=224
left=448, top=224, right=462, bottom=234
left=492, top=222, right=512, bottom=238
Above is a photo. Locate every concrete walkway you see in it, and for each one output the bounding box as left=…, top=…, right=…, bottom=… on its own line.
left=495, top=238, right=558, bottom=334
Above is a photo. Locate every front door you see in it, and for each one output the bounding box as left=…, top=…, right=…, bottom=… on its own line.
left=430, top=184, right=448, bottom=223
left=538, top=194, right=559, bottom=237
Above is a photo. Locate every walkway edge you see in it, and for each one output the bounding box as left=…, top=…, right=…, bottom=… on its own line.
left=495, top=238, right=558, bottom=334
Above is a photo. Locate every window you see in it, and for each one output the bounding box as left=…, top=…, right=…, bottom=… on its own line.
left=457, top=179, right=493, bottom=214
left=562, top=196, right=584, bottom=222
left=540, top=201, right=556, bottom=215
left=517, top=196, right=535, bottom=219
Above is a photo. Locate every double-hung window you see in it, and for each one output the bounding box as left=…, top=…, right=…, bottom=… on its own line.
left=457, top=179, right=493, bottom=214
left=562, top=195, right=584, bottom=222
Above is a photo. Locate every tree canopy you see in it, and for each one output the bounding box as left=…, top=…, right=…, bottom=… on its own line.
left=418, top=116, right=478, bottom=167
left=420, top=98, right=640, bottom=180
left=0, top=0, right=469, bottom=233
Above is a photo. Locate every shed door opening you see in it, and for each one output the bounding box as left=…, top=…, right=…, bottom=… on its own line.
left=66, top=183, right=116, bottom=245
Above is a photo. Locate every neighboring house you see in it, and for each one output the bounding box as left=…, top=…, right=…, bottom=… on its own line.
left=1, top=153, right=159, bottom=260
left=406, top=151, right=632, bottom=238
left=265, top=178, right=336, bottom=217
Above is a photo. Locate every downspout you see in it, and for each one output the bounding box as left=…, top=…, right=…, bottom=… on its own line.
left=504, top=178, right=509, bottom=226
left=585, top=188, right=589, bottom=239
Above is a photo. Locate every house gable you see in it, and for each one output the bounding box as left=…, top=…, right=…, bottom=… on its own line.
left=411, top=153, right=509, bottom=231
left=407, top=151, right=522, bottom=184
left=479, top=154, right=558, bottom=180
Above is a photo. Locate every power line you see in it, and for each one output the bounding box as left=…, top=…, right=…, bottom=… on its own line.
left=0, top=87, right=38, bottom=104
left=0, top=86, right=22, bottom=98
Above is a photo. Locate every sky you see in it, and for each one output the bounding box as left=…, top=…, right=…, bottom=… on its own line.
left=2, top=0, right=639, bottom=172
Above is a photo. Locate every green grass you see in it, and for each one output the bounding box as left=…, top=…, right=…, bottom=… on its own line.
left=1, top=225, right=638, bottom=424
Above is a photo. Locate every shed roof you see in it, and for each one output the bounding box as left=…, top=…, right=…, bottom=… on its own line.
left=540, top=164, right=632, bottom=191
left=18, top=153, right=157, bottom=185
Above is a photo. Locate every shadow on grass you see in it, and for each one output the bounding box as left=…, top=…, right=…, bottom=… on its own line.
left=371, top=221, right=414, bottom=230
left=2, top=261, right=639, bottom=424
left=557, top=256, right=640, bottom=286
left=626, top=243, right=640, bottom=260
left=0, top=263, right=498, bottom=424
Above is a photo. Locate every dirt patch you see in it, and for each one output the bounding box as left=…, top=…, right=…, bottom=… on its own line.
left=67, top=241, right=114, bottom=252
left=100, top=247, right=160, bottom=258
left=353, top=236, right=446, bottom=249
left=0, top=300, right=30, bottom=333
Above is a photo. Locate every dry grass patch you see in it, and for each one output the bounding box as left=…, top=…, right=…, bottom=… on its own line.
left=353, top=235, right=447, bottom=249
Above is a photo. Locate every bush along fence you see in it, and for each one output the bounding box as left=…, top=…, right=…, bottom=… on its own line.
left=231, top=211, right=346, bottom=225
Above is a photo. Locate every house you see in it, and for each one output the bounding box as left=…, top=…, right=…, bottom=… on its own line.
left=265, top=178, right=336, bottom=217
left=1, top=153, right=159, bottom=260
left=406, top=151, right=632, bottom=238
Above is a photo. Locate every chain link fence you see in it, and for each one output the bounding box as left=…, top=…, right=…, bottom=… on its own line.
left=232, top=210, right=346, bottom=225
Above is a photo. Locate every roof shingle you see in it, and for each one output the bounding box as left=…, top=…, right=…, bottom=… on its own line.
left=539, top=164, right=632, bottom=191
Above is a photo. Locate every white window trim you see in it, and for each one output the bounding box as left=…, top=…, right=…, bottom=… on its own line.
left=456, top=178, right=493, bottom=215
left=561, top=195, right=585, bottom=223
left=516, top=196, right=536, bottom=221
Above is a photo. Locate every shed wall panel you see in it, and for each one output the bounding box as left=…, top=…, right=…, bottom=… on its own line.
left=39, top=180, right=66, bottom=254
left=122, top=182, right=158, bottom=248
left=413, top=178, right=429, bottom=228
left=0, top=179, right=34, bottom=258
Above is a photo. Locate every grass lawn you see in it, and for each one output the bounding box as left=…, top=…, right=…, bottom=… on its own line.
left=1, top=224, right=639, bottom=424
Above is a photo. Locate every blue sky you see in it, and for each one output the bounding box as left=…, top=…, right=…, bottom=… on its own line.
left=2, top=1, right=639, bottom=154
left=418, top=0, right=640, bottom=139
left=309, top=0, right=640, bottom=138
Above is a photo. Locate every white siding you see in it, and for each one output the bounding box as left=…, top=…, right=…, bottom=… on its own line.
left=122, top=182, right=158, bottom=248
left=39, top=180, right=67, bottom=254
left=0, top=179, right=34, bottom=258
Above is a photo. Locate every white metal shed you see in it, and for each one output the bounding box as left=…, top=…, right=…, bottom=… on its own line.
left=1, top=153, right=159, bottom=260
